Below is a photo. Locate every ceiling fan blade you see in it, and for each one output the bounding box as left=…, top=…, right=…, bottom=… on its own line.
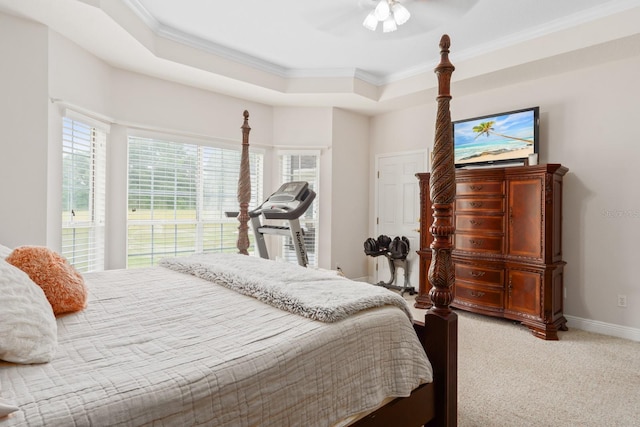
left=303, top=0, right=378, bottom=37
left=408, top=0, right=479, bottom=22
left=314, top=12, right=364, bottom=35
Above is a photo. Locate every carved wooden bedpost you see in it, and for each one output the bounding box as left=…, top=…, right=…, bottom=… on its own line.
left=428, top=36, right=456, bottom=314
left=237, top=110, right=251, bottom=255
left=423, top=34, right=458, bottom=427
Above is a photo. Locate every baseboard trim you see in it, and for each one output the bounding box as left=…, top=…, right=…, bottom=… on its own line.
left=565, top=315, right=640, bottom=342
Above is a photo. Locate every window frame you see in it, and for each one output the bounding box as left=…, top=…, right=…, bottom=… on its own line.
left=277, top=149, right=320, bottom=268
left=61, top=112, right=109, bottom=273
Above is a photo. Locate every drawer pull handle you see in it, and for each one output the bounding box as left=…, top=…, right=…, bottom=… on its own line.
left=469, top=219, right=483, bottom=226
left=469, top=201, right=484, bottom=208
left=470, top=271, right=485, bottom=278
left=470, top=291, right=486, bottom=298
left=469, top=239, right=484, bottom=247
left=469, top=184, right=483, bottom=191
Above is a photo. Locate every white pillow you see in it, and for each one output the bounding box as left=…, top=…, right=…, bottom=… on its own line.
left=0, top=243, right=11, bottom=259
left=0, top=259, right=58, bottom=364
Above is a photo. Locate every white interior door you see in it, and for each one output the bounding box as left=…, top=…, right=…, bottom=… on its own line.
left=376, top=151, right=426, bottom=289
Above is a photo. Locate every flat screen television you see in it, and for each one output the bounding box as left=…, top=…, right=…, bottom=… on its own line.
left=453, top=106, right=539, bottom=168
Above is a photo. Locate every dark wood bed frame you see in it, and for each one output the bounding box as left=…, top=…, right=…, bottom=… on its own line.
left=235, top=35, right=458, bottom=427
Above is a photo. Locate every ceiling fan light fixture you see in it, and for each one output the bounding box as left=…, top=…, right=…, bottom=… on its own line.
left=364, top=0, right=410, bottom=32
left=391, top=3, right=410, bottom=26
left=362, top=11, right=379, bottom=31
left=374, top=0, right=391, bottom=21
left=382, top=16, right=398, bottom=33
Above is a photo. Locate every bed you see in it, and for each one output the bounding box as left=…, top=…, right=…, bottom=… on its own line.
left=0, top=35, right=458, bottom=426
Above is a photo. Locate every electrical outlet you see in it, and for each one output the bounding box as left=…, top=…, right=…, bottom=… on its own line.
left=617, top=295, right=627, bottom=308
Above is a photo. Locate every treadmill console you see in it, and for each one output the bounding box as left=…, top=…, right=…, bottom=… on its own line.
left=250, top=181, right=315, bottom=220
left=267, top=182, right=309, bottom=203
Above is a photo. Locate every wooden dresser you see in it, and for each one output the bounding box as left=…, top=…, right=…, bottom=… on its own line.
left=416, top=164, right=568, bottom=340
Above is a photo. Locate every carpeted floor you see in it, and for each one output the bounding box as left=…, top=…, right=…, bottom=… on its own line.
left=409, top=304, right=640, bottom=426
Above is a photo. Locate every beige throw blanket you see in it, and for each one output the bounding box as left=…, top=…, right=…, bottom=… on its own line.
left=160, top=253, right=412, bottom=322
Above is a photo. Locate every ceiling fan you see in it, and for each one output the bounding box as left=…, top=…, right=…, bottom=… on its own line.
left=307, top=0, right=478, bottom=38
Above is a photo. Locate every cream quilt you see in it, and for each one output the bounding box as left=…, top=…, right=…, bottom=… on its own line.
left=0, top=258, right=432, bottom=426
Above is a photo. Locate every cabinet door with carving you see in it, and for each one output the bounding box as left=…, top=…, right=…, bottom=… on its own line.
left=507, top=177, right=543, bottom=260
left=506, top=268, right=541, bottom=317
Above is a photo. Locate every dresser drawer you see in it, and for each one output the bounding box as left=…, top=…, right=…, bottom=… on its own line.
left=456, top=215, right=503, bottom=233
left=455, top=233, right=503, bottom=254
left=455, top=198, right=504, bottom=213
left=456, top=180, right=504, bottom=196
left=455, top=263, right=503, bottom=286
left=454, top=282, right=504, bottom=309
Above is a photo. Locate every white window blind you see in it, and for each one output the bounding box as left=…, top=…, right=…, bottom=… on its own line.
left=61, top=117, right=107, bottom=272
left=279, top=152, right=319, bottom=267
left=127, top=136, right=263, bottom=268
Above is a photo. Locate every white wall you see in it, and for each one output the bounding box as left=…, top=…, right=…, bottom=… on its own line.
left=370, top=53, right=640, bottom=333
left=0, top=13, right=49, bottom=247
left=330, top=108, right=370, bottom=279
left=109, top=69, right=274, bottom=144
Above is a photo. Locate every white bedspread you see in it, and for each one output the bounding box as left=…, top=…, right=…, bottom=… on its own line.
left=0, top=262, right=432, bottom=426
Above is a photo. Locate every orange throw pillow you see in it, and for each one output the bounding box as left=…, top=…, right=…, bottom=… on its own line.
left=6, top=246, right=87, bottom=316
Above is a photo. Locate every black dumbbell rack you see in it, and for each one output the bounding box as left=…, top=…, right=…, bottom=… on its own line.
left=364, top=235, right=415, bottom=296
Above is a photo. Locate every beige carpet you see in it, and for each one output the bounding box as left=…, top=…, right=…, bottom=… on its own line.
left=457, top=311, right=640, bottom=426
left=409, top=304, right=640, bottom=426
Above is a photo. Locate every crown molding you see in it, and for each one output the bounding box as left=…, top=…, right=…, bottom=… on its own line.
left=120, top=0, right=385, bottom=86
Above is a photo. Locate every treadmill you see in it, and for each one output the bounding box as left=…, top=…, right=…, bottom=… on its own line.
left=248, top=181, right=316, bottom=267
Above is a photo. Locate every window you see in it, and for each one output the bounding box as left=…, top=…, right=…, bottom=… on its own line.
left=61, top=116, right=107, bottom=273
left=279, top=152, right=319, bottom=267
left=127, top=136, right=263, bottom=268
